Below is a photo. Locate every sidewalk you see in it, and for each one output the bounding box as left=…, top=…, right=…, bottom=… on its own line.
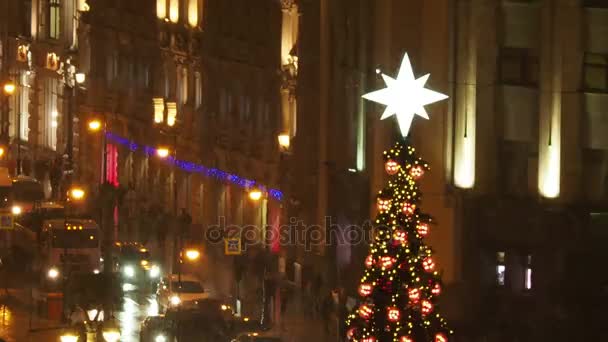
left=0, top=289, right=65, bottom=342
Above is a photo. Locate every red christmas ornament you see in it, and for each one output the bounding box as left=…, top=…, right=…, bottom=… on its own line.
left=358, top=283, right=373, bottom=297
left=431, top=283, right=442, bottom=296
left=410, top=165, right=425, bottom=179
left=400, top=337, right=414, bottom=342
left=385, top=159, right=400, bottom=175
left=402, top=202, right=416, bottom=216
left=387, top=307, right=400, bottom=322
left=421, top=300, right=433, bottom=316
left=380, top=256, right=395, bottom=269
left=435, top=333, right=447, bottom=342
left=392, top=230, right=407, bottom=245
left=359, top=304, right=373, bottom=319
left=408, top=288, right=421, bottom=303
left=417, top=223, right=429, bottom=237
left=365, top=255, right=374, bottom=268
left=362, top=337, right=376, bottom=342
left=423, top=257, right=435, bottom=272
left=377, top=198, right=391, bottom=212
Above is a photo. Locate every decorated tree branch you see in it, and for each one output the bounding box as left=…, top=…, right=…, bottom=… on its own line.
left=345, top=54, right=452, bottom=342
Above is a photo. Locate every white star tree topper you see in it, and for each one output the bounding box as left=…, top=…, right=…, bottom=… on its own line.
left=362, top=53, right=448, bottom=137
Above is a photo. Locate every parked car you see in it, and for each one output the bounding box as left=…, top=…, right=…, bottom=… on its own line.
left=157, top=274, right=209, bottom=312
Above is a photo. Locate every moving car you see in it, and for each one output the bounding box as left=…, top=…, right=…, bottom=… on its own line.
left=115, top=242, right=161, bottom=289
left=140, top=301, right=231, bottom=342
left=157, top=274, right=208, bottom=312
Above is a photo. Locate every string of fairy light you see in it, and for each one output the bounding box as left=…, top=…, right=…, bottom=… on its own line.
left=345, top=142, right=452, bottom=342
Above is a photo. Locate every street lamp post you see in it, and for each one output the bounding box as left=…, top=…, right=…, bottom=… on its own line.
left=59, top=58, right=86, bottom=189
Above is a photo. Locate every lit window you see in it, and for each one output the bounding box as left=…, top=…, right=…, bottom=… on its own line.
left=18, top=72, right=30, bottom=141
left=157, top=0, right=167, bottom=19
left=49, top=0, right=61, bottom=39
left=169, top=0, right=179, bottom=23
left=188, top=0, right=198, bottom=27
left=43, top=78, right=59, bottom=150
left=525, top=254, right=533, bottom=290
left=194, top=72, right=202, bottom=109
left=496, top=251, right=506, bottom=286
left=583, top=53, right=608, bottom=92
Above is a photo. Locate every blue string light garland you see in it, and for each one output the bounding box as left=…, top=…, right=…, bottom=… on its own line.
left=106, top=132, right=283, bottom=201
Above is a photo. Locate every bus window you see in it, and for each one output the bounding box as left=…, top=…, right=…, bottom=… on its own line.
left=52, top=229, right=100, bottom=249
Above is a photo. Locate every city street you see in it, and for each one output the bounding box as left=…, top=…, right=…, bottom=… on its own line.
left=0, top=288, right=157, bottom=342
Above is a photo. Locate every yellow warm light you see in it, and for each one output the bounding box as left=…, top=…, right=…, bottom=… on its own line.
left=3, top=82, right=15, bottom=95
left=69, top=188, right=86, bottom=200
left=11, top=205, right=22, bottom=216
left=540, top=144, right=560, bottom=198
left=102, top=329, right=121, bottom=342
left=0, top=147, right=4, bottom=158
left=156, top=0, right=167, bottom=19
left=454, top=135, right=475, bottom=189
left=60, top=333, right=79, bottom=342
left=188, top=0, right=198, bottom=27
left=185, top=249, right=200, bottom=261
left=166, top=102, right=177, bottom=127
left=156, top=148, right=170, bottom=158
left=277, top=134, right=290, bottom=151
left=153, top=97, right=165, bottom=124
left=88, top=119, right=102, bottom=131
left=169, top=0, right=179, bottom=23
left=248, top=189, right=262, bottom=201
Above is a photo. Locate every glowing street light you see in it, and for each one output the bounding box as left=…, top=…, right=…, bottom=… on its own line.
left=75, top=72, right=86, bottom=84
left=184, top=248, right=200, bottom=261
left=11, top=205, right=22, bottom=216
left=3, top=81, right=15, bottom=96
left=68, top=187, right=86, bottom=201
left=88, top=119, right=102, bottom=131
left=156, top=147, right=170, bottom=158
left=277, top=134, right=290, bottom=152
left=248, top=188, right=263, bottom=201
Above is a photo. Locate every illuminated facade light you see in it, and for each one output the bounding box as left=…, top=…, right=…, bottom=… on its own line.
left=277, top=134, right=290, bottom=151
left=166, top=102, right=177, bottom=127
left=169, top=0, right=179, bottom=23
left=153, top=97, right=165, bottom=124
left=188, top=0, right=198, bottom=27
left=156, top=0, right=167, bottom=19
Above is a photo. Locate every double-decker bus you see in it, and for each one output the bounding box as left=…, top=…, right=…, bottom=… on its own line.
left=40, top=218, right=102, bottom=287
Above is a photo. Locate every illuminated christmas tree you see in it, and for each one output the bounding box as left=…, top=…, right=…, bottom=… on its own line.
left=345, top=54, right=452, bottom=342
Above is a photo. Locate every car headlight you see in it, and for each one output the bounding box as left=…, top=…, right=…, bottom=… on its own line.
left=169, top=295, right=181, bottom=306
left=47, top=267, right=59, bottom=279
left=123, top=265, right=135, bottom=278
left=155, top=335, right=167, bottom=342
left=93, top=269, right=100, bottom=274
left=149, top=265, right=160, bottom=278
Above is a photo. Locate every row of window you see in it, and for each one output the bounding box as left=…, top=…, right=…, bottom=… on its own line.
left=10, top=72, right=60, bottom=151
left=157, top=0, right=202, bottom=27
left=218, top=88, right=273, bottom=129
left=499, top=48, right=608, bottom=92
